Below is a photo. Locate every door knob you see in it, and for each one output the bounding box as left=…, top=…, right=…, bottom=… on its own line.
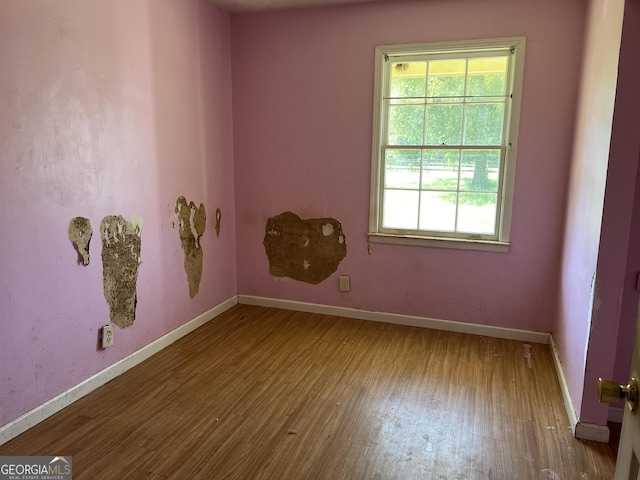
left=598, top=377, right=638, bottom=411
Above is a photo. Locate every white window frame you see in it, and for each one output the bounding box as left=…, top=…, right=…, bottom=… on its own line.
left=368, top=37, right=526, bottom=252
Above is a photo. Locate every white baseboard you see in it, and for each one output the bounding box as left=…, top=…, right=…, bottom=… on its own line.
left=5, top=295, right=609, bottom=446
left=575, top=422, right=611, bottom=443
left=549, top=336, right=579, bottom=434
left=0, top=295, right=238, bottom=446
left=549, top=335, right=610, bottom=443
left=609, top=405, right=625, bottom=424
left=237, top=295, right=550, bottom=344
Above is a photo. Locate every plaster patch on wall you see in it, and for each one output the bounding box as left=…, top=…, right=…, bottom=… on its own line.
left=175, top=196, right=206, bottom=298
left=68, top=217, right=93, bottom=265
left=100, top=215, right=143, bottom=328
left=263, top=211, right=347, bottom=284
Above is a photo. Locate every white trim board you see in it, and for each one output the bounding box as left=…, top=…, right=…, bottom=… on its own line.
left=575, top=422, right=611, bottom=443
left=0, top=295, right=238, bottom=446
left=237, top=295, right=550, bottom=344
left=609, top=405, right=625, bottom=424
left=549, top=335, right=610, bottom=443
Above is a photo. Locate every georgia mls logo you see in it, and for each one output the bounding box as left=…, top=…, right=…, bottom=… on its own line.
left=49, top=456, right=71, bottom=472
left=0, top=455, right=72, bottom=479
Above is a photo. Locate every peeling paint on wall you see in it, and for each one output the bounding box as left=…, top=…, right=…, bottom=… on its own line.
left=175, top=196, right=206, bottom=298
left=263, top=211, right=347, bottom=284
left=68, top=217, right=93, bottom=265
left=215, top=208, right=222, bottom=238
left=100, top=215, right=143, bottom=328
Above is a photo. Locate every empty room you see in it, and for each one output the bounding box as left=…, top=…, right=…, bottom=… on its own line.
left=2, top=0, right=640, bottom=478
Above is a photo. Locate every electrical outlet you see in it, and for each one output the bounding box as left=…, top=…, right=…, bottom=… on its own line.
left=339, top=275, right=350, bottom=292
left=101, top=325, right=114, bottom=348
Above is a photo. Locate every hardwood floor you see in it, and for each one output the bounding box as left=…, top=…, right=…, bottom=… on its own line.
left=0, top=305, right=618, bottom=479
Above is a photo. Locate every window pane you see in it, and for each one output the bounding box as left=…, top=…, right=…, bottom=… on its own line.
left=383, top=189, right=419, bottom=229
left=457, top=193, right=497, bottom=234
left=460, top=150, right=500, bottom=192
left=385, top=150, right=421, bottom=189
left=463, top=103, right=504, bottom=145
left=388, top=104, right=424, bottom=145
left=427, top=59, right=465, bottom=102
left=467, top=57, right=507, bottom=100
left=422, top=149, right=460, bottom=190
left=425, top=104, right=463, bottom=145
left=419, top=192, right=456, bottom=232
left=390, top=62, right=426, bottom=99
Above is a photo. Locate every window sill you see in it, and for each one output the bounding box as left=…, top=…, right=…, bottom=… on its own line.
left=367, top=233, right=511, bottom=252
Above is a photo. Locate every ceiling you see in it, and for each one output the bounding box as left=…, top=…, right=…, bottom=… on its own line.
left=208, top=0, right=385, bottom=13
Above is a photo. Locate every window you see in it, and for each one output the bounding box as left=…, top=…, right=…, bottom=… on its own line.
left=369, top=37, right=526, bottom=251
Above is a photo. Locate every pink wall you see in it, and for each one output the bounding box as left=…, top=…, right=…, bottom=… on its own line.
left=232, top=0, right=586, bottom=331
left=615, top=166, right=640, bottom=386
left=0, top=0, right=236, bottom=428
left=612, top=0, right=640, bottom=400
left=553, top=0, right=631, bottom=425
left=613, top=0, right=640, bottom=401
left=579, top=0, right=640, bottom=424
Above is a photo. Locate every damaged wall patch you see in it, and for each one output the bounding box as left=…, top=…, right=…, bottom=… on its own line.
left=175, top=196, right=206, bottom=298
left=263, top=211, right=347, bottom=284
left=68, top=217, right=93, bottom=265
left=215, top=208, right=222, bottom=238
left=101, top=215, right=143, bottom=328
